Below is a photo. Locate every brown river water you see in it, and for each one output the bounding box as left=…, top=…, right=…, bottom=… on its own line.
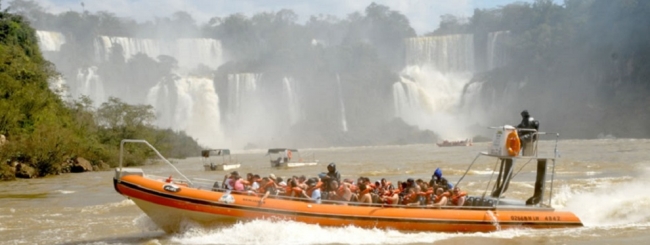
left=1, top=139, right=650, bottom=245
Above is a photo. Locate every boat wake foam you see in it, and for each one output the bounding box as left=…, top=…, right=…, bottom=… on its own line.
left=555, top=167, right=650, bottom=228
left=167, top=219, right=545, bottom=244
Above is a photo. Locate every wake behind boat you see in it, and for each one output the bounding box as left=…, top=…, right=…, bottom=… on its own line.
left=113, top=129, right=583, bottom=233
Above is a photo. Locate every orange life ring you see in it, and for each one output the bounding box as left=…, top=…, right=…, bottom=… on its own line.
left=287, top=150, right=293, bottom=159
left=506, top=131, right=521, bottom=156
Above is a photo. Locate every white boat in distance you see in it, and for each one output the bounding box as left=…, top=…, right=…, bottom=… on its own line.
left=202, top=149, right=241, bottom=171
left=267, top=148, right=318, bottom=168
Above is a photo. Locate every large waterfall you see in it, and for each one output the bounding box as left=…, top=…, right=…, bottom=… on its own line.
left=404, top=34, right=474, bottom=73
left=395, top=34, right=475, bottom=139
left=147, top=77, right=224, bottom=148
left=94, top=36, right=224, bottom=70
left=36, top=31, right=66, bottom=52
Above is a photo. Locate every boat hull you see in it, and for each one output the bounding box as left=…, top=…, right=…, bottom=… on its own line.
left=114, top=175, right=583, bottom=233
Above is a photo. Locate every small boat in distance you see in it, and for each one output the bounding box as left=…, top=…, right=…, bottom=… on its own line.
left=267, top=148, right=318, bottom=168
left=201, top=149, right=240, bottom=171
left=437, top=138, right=472, bottom=147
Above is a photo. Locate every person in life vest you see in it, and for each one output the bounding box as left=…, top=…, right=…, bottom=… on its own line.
left=449, top=186, right=467, bottom=206
left=258, top=177, right=276, bottom=204
left=301, top=177, right=322, bottom=204
left=321, top=162, right=341, bottom=199
left=517, top=110, right=540, bottom=156
left=431, top=187, right=449, bottom=207
left=357, top=183, right=373, bottom=204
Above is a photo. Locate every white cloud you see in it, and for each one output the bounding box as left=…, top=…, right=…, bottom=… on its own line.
left=38, top=0, right=524, bottom=35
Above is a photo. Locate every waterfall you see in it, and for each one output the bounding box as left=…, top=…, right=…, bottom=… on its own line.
left=392, top=65, right=471, bottom=139
left=404, top=34, right=475, bottom=73
left=147, top=77, right=223, bottom=148
left=36, top=31, right=66, bottom=52
left=282, top=77, right=302, bottom=125
left=226, top=73, right=260, bottom=126
left=487, top=31, right=511, bottom=70
left=75, top=67, right=105, bottom=107
left=336, top=74, right=348, bottom=132
left=94, top=36, right=224, bottom=70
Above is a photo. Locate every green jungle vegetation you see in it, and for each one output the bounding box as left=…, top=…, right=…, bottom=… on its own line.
left=0, top=9, right=201, bottom=181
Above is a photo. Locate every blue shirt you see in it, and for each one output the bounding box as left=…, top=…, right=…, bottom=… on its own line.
left=311, top=189, right=321, bottom=204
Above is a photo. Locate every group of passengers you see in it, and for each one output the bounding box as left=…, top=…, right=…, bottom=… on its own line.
left=215, top=164, right=467, bottom=207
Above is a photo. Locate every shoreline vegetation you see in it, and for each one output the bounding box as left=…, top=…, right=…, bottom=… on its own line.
left=0, top=11, right=201, bottom=181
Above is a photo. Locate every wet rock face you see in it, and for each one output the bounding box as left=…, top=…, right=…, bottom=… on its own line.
left=15, top=163, right=37, bottom=179
left=70, top=157, right=93, bottom=173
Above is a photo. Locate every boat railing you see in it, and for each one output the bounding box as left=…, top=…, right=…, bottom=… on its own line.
left=457, top=128, right=561, bottom=208
left=201, top=184, right=551, bottom=210
left=117, top=139, right=193, bottom=186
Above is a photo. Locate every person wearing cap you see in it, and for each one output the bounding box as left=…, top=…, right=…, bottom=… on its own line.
left=429, top=168, right=452, bottom=191
left=517, top=110, right=540, bottom=156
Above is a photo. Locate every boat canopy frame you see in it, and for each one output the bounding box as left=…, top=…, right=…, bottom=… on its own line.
left=455, top=127, right=560, bottom=208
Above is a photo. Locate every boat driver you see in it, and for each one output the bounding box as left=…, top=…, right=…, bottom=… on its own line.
left=517, top=110, right=540, bottom=156
left=321, top=162, right=341, bottom=199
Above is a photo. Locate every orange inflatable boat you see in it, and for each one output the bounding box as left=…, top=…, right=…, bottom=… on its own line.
left=113, top=131, right=583, bottom=233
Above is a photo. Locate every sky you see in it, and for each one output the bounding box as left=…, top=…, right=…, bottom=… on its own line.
left=39, top=0, right=531, bottom=35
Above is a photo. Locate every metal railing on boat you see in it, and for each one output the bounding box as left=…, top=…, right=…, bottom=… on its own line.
left=117, top=139, right=193, bottom=186
left=455, top=127, right=561, bottom=208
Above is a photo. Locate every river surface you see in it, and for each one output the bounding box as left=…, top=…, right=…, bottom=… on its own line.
left=1, top=139, right=650, bottom=245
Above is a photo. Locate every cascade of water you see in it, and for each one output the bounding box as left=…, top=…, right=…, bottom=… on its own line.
left=75, top=67, right=105, bottom=107
left=405, top=34, right=475, bottom=73
left=147, top=77, right=223, bottom=148
left=336, top=74, right=348, bottom=132
left=282, top=77, right=302, bottom=125
left=94, top=36, right=224, bottom=70
left=392, top=65, right=471, bottom=138
left=487, top=31, right=511, bottom=70
left=226, top=73, right=260, bottom=127
left=36, top=30, right=66, bottom=52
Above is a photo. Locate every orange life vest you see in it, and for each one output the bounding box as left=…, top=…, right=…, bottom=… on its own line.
left=258, top=180, right=275, bottom=194
left=306, top=181, right=323, bottom=197
left=450, top=191, right=467, bottom=206
left=434, top=192, right=450, bottom=204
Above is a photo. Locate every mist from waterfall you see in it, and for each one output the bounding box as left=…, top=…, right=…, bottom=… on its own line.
left=147, top=77, right=224, bottom=148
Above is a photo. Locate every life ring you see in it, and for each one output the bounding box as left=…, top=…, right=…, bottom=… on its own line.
left=506, top=131, right=521, bottom=156
left=287, top=150, right=293, bottom=159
